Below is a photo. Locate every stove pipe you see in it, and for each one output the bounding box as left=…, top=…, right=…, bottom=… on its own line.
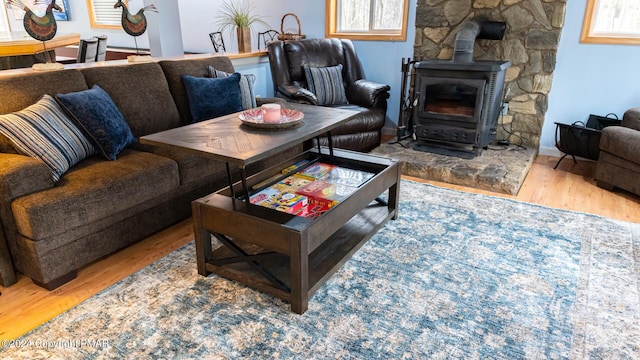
left=452, top=20, right=506, bottom=63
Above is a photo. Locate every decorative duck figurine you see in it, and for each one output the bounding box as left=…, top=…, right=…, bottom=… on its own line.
left=7, top=0, right=61, bottom=41
left=114, top=0, right=157, bottom=37
left=114, top=0, right=157, bottom=56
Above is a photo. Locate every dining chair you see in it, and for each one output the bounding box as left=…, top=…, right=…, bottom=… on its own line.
left=76, top=38, right=99, bottom=63
left=95, top=35, right=108, bottom=61
left=258, top=30, right=279, bottom=50
left=209, top=32, right=226, bottom=53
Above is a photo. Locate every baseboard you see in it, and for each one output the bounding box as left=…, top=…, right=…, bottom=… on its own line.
left=381, top=126, right=396, bottom=136
left=538, top=145, right=596, bottom=162
left=538, top=146, right=563, bottom=157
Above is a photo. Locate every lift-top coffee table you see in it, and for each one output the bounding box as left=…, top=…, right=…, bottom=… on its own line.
left=141, top=103, right=400, bottom=314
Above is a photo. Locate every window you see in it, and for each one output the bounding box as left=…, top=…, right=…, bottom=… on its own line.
left=581, top=0, right=640, bottom=45
left=326, top=0, right=410, bottom=41
left=0, top=3, right=9, bottom=32
left=86, top=0, right=124, bottom=29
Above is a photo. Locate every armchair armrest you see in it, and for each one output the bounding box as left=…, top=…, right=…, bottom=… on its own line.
left=0, top=153, right=54, bottom=287
left=600, top=126, right=640, bottom=164
left=346, top=79, right=391, bottom=109
left=622, top=107, right=640, bottom=131
left=0, top=153, right=54, bottom=200
left=0, top=226, right=15, bottom=286
left=276, top=85, right=318, bottom=105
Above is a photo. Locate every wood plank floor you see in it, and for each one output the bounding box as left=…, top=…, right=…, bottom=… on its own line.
left=0, top=155, right=638, bottom=341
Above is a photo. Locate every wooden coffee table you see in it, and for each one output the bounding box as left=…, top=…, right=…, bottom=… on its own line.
left=141, top=103, right=400, bottom=313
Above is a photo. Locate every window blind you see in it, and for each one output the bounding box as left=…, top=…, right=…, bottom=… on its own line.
left=88, top=0, right=122, bottom=28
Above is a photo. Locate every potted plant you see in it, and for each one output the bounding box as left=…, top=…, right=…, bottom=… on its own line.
left=214, top=0, right=268, bottom=53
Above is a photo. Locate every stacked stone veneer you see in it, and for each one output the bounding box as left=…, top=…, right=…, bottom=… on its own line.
left=414, top=0, right=566, bottom=147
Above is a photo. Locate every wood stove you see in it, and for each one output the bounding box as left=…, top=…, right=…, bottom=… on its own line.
left=410, top=19, right=510, bottom=157
left=413, top=60, right=510, bottom=156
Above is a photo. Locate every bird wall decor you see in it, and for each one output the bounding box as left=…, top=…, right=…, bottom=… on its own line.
left=114, top=0, right=157, bottom=55
left=6, top=0, right=61, bottom=62
left=8, top=0, right=60, bottom=41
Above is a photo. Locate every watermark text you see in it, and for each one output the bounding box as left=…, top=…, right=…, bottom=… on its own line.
left=2, top=338, right=110, bottom=350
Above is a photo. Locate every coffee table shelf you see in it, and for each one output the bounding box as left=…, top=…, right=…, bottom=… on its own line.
left=141, top=103, right=400, bottom=314
left=200, top=203, right=393, bottom=302
left=193, top=149, right=400, bottom=314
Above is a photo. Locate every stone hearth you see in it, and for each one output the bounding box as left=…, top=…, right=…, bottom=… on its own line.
left=371, top=140, right=537, bottom=195
left=414, top=0, right=567, bottom=148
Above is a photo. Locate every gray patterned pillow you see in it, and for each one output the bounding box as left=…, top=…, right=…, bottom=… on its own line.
left=208, top=66, right=257, bottom=110
left=0, top=95, right=95, bottom=181
left=303, top=64, right=348, bottom=106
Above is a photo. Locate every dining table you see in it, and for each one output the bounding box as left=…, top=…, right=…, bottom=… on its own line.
left=0, top=31, right=80, bottom=70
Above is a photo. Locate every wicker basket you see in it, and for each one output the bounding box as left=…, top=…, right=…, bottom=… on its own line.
left=277, top=13, right=306, bottom=41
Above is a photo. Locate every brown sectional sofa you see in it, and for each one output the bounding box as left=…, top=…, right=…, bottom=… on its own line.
left=595, top=107, right=640, bottom=196
left=0, top=55, right=295, bottom=290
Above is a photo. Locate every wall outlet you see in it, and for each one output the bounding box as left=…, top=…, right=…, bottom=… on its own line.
left=501, top=102, right=509, bottom=115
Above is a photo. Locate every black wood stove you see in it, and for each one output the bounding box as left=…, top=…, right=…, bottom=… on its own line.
left=412, top=20, right=511, bottom=157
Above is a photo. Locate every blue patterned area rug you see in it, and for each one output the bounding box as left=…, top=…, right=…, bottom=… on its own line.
left=2, top=180, right=639, bottom=359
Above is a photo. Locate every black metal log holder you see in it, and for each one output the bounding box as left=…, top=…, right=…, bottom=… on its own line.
left=392, top=57, right=422, bottom=145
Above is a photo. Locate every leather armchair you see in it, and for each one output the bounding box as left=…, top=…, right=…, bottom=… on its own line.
left=595, top=107, right=640, bottom=196
left=267, top=38, right=390, bottom=152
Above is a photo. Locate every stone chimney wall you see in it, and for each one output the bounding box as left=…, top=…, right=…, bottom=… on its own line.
left=414, top=0, right=566, bottom=147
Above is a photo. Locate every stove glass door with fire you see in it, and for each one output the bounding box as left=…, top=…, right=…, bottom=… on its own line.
left=415, top=77, right=487, bottom=147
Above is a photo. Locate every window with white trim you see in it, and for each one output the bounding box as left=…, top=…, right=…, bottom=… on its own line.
left=326, top=0, right=409, bottom=41
left=0, top=2, right=10, bottom=32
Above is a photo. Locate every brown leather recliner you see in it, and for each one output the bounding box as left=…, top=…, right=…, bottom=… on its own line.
left=267, top=38, right=390, bottom=152
left=595, top=107, right=640, bottom=196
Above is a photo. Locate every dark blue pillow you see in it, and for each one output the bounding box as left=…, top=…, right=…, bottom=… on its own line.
left=57, top=85, right=135, bottom=160
left=182, top=73, right=243, bottom=122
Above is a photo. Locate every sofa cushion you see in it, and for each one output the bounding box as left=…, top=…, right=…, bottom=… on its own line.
left=0, top=135, right=19, bottom=154
left=0, top=95, right=95, bottom=181
left=182, top=74, right=243, bottom=122
left=57, top=85, right=135, bottom=160
left=322, top=104, right=386, bottom=135
left=622, top=107, right=640, bottom=131
left=0, top=69, right=89, bottom=154
left=283, top=39, right=345, bottom=84
left=131, top=142, right=228, bottom=185
left=208, top=66, right=257, bottom=110
left=0, top=69, right=89, bottom=115
left=79, top=63, right=180, bottom=137
left=159, top=57, right=236, bottom=125
left=303, top=64, right=348, bottom=106
left=599, top=126, right=640, bottom=164
left=11, top=149, right=180, bottom=241
left=596, top=151, right=640, bottom=196
left=315, top=131, right=381, bottom=153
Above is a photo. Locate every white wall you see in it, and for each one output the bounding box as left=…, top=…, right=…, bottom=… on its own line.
left=178, top=0, right=417, bottom=129
left=177, top=1, right=331, bottom=100
left=178, top=1, right=325, bottom=54
left=145, top=0, right=184, bottom=57
left=541, top=0, right=640, bottom=155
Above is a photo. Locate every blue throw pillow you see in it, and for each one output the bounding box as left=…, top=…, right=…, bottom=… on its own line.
left=303, top=64, right=348, bottom=106
left=0, top=95, right=96, bottom=181
left=182, top=73, right=243, bottom=122
left=208, top=66, right=257, bottom=110
left=57, top=85, right=135, bottom=160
